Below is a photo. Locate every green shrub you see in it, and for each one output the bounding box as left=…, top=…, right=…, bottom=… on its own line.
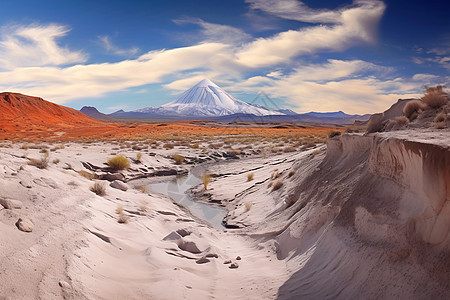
left=107, top=155, right=130, bottom=170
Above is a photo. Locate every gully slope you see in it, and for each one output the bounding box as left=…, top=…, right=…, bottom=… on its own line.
left=201, top=129, right=450, bottom=299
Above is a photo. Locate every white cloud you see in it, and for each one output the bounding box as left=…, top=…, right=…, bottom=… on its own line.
left=228, top=59, right=420, bottom=114
left=0, top=43, right=233, bottom=102
left=412, top=73, right=440, bottom=82
left=236, top=0, right=386, bottom=67
left=246, top=0, right=342, bottom=23
left=98, top=35, right=139, bottom=56
left=173, top=17, right=252, bottom=45
left=0, top=23, right=87, bottom=70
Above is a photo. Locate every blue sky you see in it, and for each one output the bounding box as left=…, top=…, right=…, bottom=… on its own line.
left=0, top=0, right=448, bottom=114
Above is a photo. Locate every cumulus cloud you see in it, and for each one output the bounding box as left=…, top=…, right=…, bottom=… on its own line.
left=98, top=35, right=139, bottom=56
left=173, top=17, right=252, bottom=44
left=228, top=59, right=420, bottom=114
left=0, top=43, right=233, bottom=102
left=0, top=23, right=87, bottom=70
left=236, top=0, right=386, bottom=67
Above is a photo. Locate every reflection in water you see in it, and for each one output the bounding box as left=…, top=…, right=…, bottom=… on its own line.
left=148, top=173, right=227, bottom=229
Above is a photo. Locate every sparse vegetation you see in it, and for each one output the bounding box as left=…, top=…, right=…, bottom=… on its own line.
left=403, top=100, right=426, bottom=120
left=141, top=186, right=146, bottom=193
left=163, top=143, right=174, bottom=149
left=395, top=116, right=410, bottom=127
left=172, top=154, right=185, bottom=164
left=271, top=169, right=280, bottom=180
left=288, top=170, right=296, bottom=178
left=78, top=170, right=96, bottom=180
left=421, top=85, right=448, bottom=108
left=28, top=155, right=49, bottom=169
left=191, top=143, right=200, bottom=149
left=136, top=152, right=142, bottom=162
left=329, top=131, right=341, bottom=138
left=272, top=180, right=283, bottom=191
left=90, top=182, right=106, bottom=196
left=202, top=174, right=211, bottom=190
left=245, top=202, right=252, bottom=211
left=247, top=173, right=254, bottom=181
left=107, top=155, right=130, bottom=171
left=115, top=205, right=124, bottom=214
left=118, top=214, right=129, bottom=224
left=52, top=158, right=60, bottom=164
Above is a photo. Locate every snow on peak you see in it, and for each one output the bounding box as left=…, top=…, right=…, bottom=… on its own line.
left=135, top=78, right=284, bottom=117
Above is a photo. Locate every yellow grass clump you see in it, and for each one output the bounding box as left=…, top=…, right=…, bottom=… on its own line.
left=107, top=155, right=130, bottom=170
left=202, top=174, right=211, bottom=190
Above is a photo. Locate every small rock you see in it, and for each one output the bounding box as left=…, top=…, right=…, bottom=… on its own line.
left=16, top=218, right=33, bottom=232
left=206, top=253, right=219, bottom=259
left=196, top=257, right=210, bottom=264
left=20, top=180, right=32, bottom=188
left=58, top=280, right=70, bottom=289
left=236, top=256, right=241, bottom=260
left=110, top=180, right=129, bottom=191
left=0, top=198, right=22, bottom=209
left=100, top=172, right=125, bottom=182
left=229, top=262, right=239, bottom=269
left=223, top=260, right=232, bottom=264
left=176, top=229, right=191, bottom=237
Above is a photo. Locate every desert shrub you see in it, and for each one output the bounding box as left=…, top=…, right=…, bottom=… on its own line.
left=191, top=143, right=200, bottom=149
left=115, top=205, right=124, bottom=214
left=139, top=205, right=148, bottom=212
left=172, top=154, right=185, bottom=164
left=329, top=131, right=341, bottom=138
left=283, top=146, right=296, bottom=153
left=163, top=143, right=174, bottom=149
left=272, top=180, right=283, bottom=191
left=271, top=169, right=280, bottom=179
left=107, top=155, right=130, bottom=170
left=434, top=122, right=446, bottom=129
left=28, top=155, right=49, bottom=169
left=288, top=170, right=296, bottom=178
left=434, top=111, right=447, bottom=123
left=245, top=202, right=252, bottom=211
left=52, top=158, right=60, bottom=164
left=202, top=174, right=211, bottom=190
left=403, top=100, right=426, bottom=120
left=141, top=186, right=146, bottom=193
left=247, top=173, right=254, bottom=181
left=90, top=182, right=106, bottom=196
left=395, top=116, right=409, bottom=127
left=311, top=149, right=321, bottom=157
left=78, top=170, right=96, bottom=180
left=421, top=85, right=448, bottom=108
left=366, top=113, right=384, bottom=133
left=136, top=152, right=142, bottom=162
left=118, top=213, right=129, bottom=224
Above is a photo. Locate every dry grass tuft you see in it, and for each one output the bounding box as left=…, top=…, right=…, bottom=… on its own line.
left=421, top=85, right=448, bottom=108
left=141, top=186, right=146, bottom=193
left=288, top=170, right=296, bottom=178
left=403, top=100, right=426, bottom=120
left=136, top=152, right=142, bottom=162
left=172, top=154, right=185, bottom=164
left=90, top=182, right=106, bottom=196
left=163, top=143, right=174, bottom=149
left=395, top=116, right=410, bottom=127
left=247, top=173, right=254, bottom=181
left=191, top=143, right=200, bottom=149
left=118, top=213, right=129, bottom=224
left=271, top=169, right=280, bottom=180
left=28, top=155, right=49, bottom=169
left=107, top=155, right=130, bottom=171
left=202, top=174, right=211, bottom=190
left=272, top=180, right=283, bottom=191
left=434, top=110, right=447, bottom=123
left=115, top=205, right=124, bottom=214
left=78, top=170, right=96, bottom=180
left=245, top=202, right=252, bottom=211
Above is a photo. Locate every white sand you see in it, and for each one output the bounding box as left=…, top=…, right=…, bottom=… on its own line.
left=1, top=128, right=449, bottom=299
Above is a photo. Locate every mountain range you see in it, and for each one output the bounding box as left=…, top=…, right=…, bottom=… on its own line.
left=81, top=79, right=370, bottom=124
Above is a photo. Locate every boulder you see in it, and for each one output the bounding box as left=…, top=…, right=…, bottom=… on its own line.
left=16, top=218, right=33, bottom=232
left=99, top=172, right=125, bottom=182
left=110, top=180, right=128, bottom=191
left=0, top=198, right=23, bottom=209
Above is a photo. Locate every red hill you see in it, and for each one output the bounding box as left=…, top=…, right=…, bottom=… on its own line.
left=0, top=92, right=102, bottom=127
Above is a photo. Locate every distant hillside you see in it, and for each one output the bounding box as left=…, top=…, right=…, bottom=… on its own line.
left=0, top=92, right=102, bottom=132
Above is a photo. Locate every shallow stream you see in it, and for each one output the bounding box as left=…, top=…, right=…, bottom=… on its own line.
left=148, top=173, right=227, bottom=229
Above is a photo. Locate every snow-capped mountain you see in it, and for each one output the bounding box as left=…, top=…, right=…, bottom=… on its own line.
left=134, top=79, right=284, bottom=117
